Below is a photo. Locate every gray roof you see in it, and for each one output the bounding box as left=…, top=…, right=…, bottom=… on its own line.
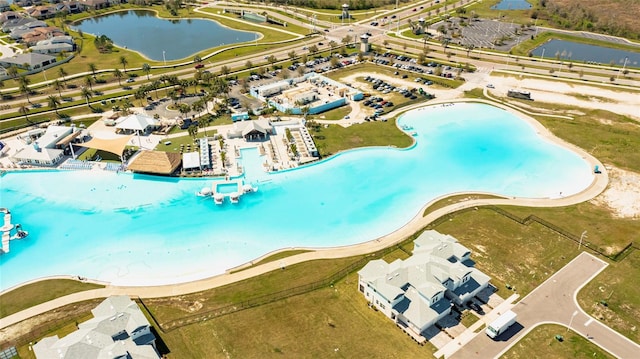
left=0, top=52, right=55, bottom=67
left=414, top=229, right=471, bottom=261
left=2, top=17, right=35, bottom=32
left=359, top=230, right=490, bottom=331
left=33, top=296, right=159, bottom=359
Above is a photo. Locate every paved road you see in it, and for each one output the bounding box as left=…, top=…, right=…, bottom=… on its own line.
left=451, top=252, right=640, bottom=359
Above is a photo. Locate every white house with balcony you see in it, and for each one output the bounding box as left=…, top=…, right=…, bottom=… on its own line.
left=358, top=230, right=490, bottom=337
left=33, top=295, right=159, bottom=359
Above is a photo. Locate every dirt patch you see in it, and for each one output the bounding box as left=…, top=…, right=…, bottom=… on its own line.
left=0, top=300, right=101, bottom=346
left=590, top=167, right=640, bottom=219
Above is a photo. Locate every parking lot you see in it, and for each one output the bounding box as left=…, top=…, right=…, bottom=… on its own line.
left=431, top=18, right=534, bottom=51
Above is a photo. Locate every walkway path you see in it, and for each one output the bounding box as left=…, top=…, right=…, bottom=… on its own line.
left=449, top=252, right=640, bottom=359
left=0, top=119, right=609, bottom=329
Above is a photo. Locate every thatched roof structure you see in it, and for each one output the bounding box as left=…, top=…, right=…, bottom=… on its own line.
left=127, top=151, right=181, bottom=175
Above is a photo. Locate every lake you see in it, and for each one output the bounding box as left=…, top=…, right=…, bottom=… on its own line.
left=73, top=10, right=258, bottom=61
left=491, top=0, right=532, bottom=10
left=532, top=39, right=640, bottom=66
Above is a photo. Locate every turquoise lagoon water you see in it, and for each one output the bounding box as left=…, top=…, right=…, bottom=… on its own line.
left=0, top=103, right=594, bottom=291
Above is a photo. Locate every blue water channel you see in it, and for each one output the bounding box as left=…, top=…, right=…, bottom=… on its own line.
left=73, top=10, right=258, bottom=61
left=0, top=103, right=594, bottom=291
left=491, top=0, right=532, bottom=10
left=532, top=39, right=640, bottom=66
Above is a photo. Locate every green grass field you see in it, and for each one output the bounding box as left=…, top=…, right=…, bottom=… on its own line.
left=0, top=279, right=103, bottom=319
left=503, top=324, right=614, bottom=359
left=310, top=119, right=413, bottom=156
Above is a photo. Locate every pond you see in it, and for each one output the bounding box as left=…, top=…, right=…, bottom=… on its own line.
left=491, top=0, right=532, bottom=10
left=73, top=10, right=258, bottom=61
left=532, top=39, right=640, bottom=66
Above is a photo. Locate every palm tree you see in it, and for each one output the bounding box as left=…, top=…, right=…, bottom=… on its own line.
left=191, top=99, right=205, bottom=120
left=113, top=69, right=123, bottom=85
left=88, top=63, right=98, bottom=78
left=84, top=75, right=94, bottom=91
left=48, top=95, right=61, bottom=115
left=120, top=98, right=133, bottom=114
left=245, top=60, right=253, bottom=69
left=18, top=103, right=32, bottom=125
left=178, top=103, right=191, bottom=119
left=465, top=44, right=475, bottom=58
left=142, top=63, right=151, bottom=80
left=151, top=79, right=161, bottom=98
left=58, top=67, right=68, bottom=86
left=18, top=76, right=32, bottom=103
left=134, top=88, right=146, bottom=106
left=7, top=65, right=19, bottom=81
left=288, top=50, right=296, bottom=60
left=81, top=86, right=92, bottom=108
left=119, top=56, right=128, bottom=73
left=52, top=79, right=63, bottom=98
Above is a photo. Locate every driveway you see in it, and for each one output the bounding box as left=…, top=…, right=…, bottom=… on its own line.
left=449, top=252, right=640, bottom=359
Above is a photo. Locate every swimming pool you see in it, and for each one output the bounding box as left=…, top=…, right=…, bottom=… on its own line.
left=0, top=103, right=594, bottom=291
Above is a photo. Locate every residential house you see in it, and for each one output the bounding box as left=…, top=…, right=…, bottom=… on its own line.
left=2, top=17, right=37, bottom=33
left=14, top=0, right=43, bottom=7
left=358, top=230, right=490, bottom=337
left=32, top=296, right=160, bottom=359
left=0, top=0, right=11, bottom=12
left=58, top=1, right=83, bottom=13
left=15, top=0, right=45, bottom=6
left=9, top=20, right=47, bottom=39
left=0, top=12, right=21, bottom=25
left=26, top=5, right=56, bottom=19
left=80, top=0, right=111, bottom=10
left=21, top=27, right=65, bottom=46
left=31, top=35, right=75, bottom=54
left=0, top=52, right=56, bottom=70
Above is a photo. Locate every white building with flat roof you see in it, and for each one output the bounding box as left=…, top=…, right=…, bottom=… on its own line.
left=11, top=125, right=79, bottom=166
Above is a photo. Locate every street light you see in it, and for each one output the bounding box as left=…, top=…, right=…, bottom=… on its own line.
left=579, top=230, right=587, bottom=250
left=617, top=56, right=629, bottom=80
left=567, top=310, right=578, bottom=333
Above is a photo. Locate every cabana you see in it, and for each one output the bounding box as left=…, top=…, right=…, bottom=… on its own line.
left=182, top=151, right=201, bottom=171
left=115, top=114, right=159, bottom=135
left=127, top=151, right=181, bottom=175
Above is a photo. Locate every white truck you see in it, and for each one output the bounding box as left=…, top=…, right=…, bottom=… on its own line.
left=486, top=310, right=517, bottom=339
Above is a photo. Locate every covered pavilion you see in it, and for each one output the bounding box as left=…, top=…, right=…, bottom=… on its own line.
left=127, top=151, right=181, bottom=175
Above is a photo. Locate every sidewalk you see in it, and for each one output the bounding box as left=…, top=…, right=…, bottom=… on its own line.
left=434, top=293, right=519, bottom=358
